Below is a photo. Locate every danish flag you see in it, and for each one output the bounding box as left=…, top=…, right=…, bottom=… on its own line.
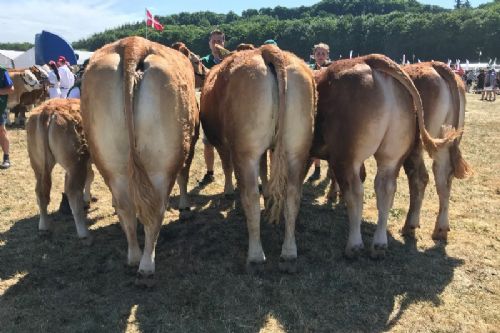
left=146, top=9, right=164, bottom=31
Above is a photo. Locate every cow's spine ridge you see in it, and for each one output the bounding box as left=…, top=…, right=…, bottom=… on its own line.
left=121, top=37, right=162, bottom=226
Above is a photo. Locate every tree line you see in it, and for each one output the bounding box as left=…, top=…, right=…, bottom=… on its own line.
left=0, top=42, right=34, bottom=51
left=70, top=0, right=499, bottom=62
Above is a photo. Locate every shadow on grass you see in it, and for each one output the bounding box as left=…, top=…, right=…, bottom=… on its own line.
left=0, top=191, right=463, bottom=332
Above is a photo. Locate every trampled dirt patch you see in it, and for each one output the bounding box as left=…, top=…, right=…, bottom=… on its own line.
left=0, top=95, right=498, bottom=332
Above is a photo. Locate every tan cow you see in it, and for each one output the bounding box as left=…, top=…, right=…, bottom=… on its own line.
left=81, top=36, right=199, bottom=285
left=402, top=62, right=472, bottom=240
left=201, top=44, right=316, bottom=272
left=26, top=99, right=93, bottom=243
left=7, top=68, right=46, bottom=125
left=311, top=54, right=458, bottom=259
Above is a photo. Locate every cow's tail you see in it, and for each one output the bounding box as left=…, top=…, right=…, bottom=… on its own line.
left=121, top=39, right=162, bottom=225
left=364, top=55, right=460, bottom=157
left=431, top=62, right=473, bottom=179
left=261, top=45, right=287, bottom=224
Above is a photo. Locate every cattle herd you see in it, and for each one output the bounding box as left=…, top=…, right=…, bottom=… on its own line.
left=23, top=36, right=472, bottom=287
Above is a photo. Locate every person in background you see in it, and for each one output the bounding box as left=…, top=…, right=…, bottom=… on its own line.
left=263, top=39, right=278, bottom=46
left=309, top=42, right=331, bottom=70
left=465, top=70, right=475, bottom=93
left=0, top=66, right=15, bottom=169
left=307, top=42, right=332, bottom=181
left=57, top=56, right=75, bottom=98
left=198, top=29, right=225, bottom=186
left=47, top=60, right=61, bottom=99
left=477, top=69, right=485, bottom=99
left=483, top=67, right=497, bottom=102
left=67, top=59, right=89, bottom=99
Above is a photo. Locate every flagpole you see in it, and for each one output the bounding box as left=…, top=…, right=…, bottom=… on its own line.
left=145, top=8, right=148, bottom=40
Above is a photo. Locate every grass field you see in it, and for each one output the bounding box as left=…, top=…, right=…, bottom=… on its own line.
left=0, top=94, right=498, bottom=332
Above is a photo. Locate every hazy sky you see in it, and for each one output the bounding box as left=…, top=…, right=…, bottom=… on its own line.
left=0, top=0, right=492, bottom=43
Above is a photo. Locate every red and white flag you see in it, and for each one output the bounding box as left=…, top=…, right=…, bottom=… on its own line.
left=146, top=9, right=164, bottom=31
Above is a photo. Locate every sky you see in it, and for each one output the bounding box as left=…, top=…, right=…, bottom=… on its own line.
left=0, top=0, right=493, bottom=43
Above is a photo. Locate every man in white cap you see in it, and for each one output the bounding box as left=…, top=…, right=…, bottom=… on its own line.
left=57, top=56, right=75, bottom=98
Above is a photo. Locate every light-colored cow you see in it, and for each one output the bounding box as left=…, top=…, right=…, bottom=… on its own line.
left=26, top=99, right=93, bottom=243
left=81, top=36, right=199, bottom=285
left=7, top=68, right=43, bottom=109
left=7, top=67, right=46, bottom=125
left=311, top=54, right=458, bottom=258
left=200, top=44, right=316, bottom=272
left=402, top=62, right=472, bottom=240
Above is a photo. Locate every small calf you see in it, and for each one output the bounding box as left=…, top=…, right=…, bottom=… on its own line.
left=26, top=98, right=93, bottom=243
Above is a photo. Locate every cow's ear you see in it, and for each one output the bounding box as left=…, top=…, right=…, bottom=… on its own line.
left=179, top=46, right=190, bottom=58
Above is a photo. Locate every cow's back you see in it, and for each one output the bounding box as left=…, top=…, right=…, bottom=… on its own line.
left=404, top=63, right=464, bottom=138
left=82, top=39, right=197, bottom=182
left=201, top=49, right=315, bottom=154
left=315, top=59, right=416, bottom=162
left=201, top=52, right=276, bottom=150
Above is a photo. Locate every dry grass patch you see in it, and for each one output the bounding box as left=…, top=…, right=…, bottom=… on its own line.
left=0, top=94, right=498, bottom=332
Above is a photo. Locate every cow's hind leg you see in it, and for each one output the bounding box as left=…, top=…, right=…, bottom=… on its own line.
left=326, top=163, right=340, bottom=204
left=279, top=154, right=306, bottom=273
left=112, top=179, right=142, bottom=267
left=234, top=155, right=265, bottom=272
left=432, top=149, right=454, bottom=240
left=335, top=162, right=365, bottom=258
left=217, top=146, right=235, bottom=197
left=371, top=162, right=399, bottom=258
left=65, top=162, right=92, bottom=244
left=83, top=161, right=94, bottom=207
left=137, top=216, right=162, bottom=287
left=402, top=144, right=429, bottom=237
left=35, top=160, right=55, bottom=234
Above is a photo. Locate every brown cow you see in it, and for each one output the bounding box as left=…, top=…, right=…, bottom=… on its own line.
left=170, top=42, right=209, bottom=89
left=26, top=99, right=93, bottom=243
left=311, top=54, right=458, bottom=259
left=200, top=44, right=316, bottom=272
left=81, top=36, right=199, bottom=285
left=402, top=62, right=472, bottom=240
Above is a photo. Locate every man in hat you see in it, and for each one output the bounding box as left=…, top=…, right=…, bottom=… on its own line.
left=57, top=56, right=75, bottom=98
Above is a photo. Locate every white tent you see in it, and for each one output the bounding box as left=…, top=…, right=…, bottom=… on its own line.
left=0, top=50, right=23, bottom=68
left=0, top=53, right=14, bottom=68
left=74, top=50, right=93, bottom=65
left=13, top=47, right=36, bottom=68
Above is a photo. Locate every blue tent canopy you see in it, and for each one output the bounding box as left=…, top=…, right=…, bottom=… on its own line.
left=35, top=30, right=77, bottom=65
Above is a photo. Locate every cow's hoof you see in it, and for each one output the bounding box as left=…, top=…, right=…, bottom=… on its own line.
left=246, top=261, right=266, bottom=275
left=370, top=243, right=387, bottom=259
left=279, top=257, right=298, bottom=274
left=179, top=207, right=194, bottom=220
left=345, top=244, right=364, bottom=259
left=135, top=271, right=156, bottom=288
left=80, top=235, right=93, bottom=246
left=432, top=227, right=449, bottom=241
left=401, top=224, right=418, bottom=238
